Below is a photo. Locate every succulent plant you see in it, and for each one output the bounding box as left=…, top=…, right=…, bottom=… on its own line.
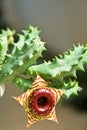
left=0, top=26, right=87, bottom=127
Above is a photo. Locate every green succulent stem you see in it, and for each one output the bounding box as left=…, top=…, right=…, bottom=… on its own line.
left=0, top=26, right=87, bottom=99
left=0, top=26, right=45, bottom=84
left=27, top=44, right=87, bottom=80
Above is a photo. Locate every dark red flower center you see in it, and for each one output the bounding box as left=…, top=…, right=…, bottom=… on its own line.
left=30, top=88, right=55, bottom=116
left=37, top=96, right=48, bottom=106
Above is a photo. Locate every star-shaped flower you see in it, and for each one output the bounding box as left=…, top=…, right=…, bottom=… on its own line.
left=13, top=75, right=63, bottom=127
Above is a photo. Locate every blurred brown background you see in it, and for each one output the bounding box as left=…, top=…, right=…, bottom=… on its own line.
left=0, top=0, right=87, bottom=130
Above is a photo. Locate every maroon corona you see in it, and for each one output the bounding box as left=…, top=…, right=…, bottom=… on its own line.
left=13, top=75, right=63, bottom=127
left=30, top=88, right=55, bottom=115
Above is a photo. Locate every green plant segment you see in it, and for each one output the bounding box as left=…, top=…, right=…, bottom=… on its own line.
left=28, top=44, right=87, bottom=79
left=27, top=44, right=87, bottom=98
left=0, top=26, right=87, bottom=98
left=0, top=26, right=45, bottom=84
